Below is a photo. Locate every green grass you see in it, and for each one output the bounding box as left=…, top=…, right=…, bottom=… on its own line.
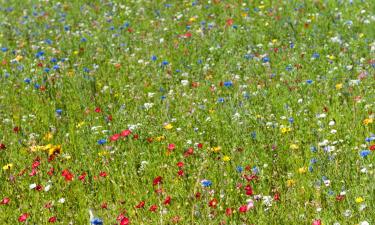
left=0, top=0, right=374, bottom=224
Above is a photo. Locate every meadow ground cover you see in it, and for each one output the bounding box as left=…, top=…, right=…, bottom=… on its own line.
left=0, top=0, right=374, bottom=224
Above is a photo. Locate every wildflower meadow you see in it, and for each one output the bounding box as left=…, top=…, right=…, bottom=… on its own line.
left=0, top=0, right=374, bottom=224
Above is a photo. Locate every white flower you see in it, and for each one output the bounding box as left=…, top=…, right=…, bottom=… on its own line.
left=329, top=120, right=335, bottom=126
left=58, top=198, right=65, bottom=204
left=144, top=103, right=154, bottom=110
left=181, top=80, right=189, bottom=86
left=29, top=183, right=36, bottom=189
left=359, top=221, right=369, bottom=225
left=44, top=184, right=51, bottom=192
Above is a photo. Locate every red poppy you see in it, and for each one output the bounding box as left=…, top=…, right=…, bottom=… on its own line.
left=163, top=196, right=171, bottom=205
left=44, top=202, right=52, bottom=209
left=176, top=162, right=184, bottom=167
left=107, top=115, right=113, bottom=121
left=184, top=148, right=194, bottom=157
left=32, top=160, right=40, bottom=169
left=79, top=172, right=87, bottom=181
left=225, top=208, right=233, bottom=216
left=149, top=205, right=157, bottom=212
left=168, top=143, right=176, bottom=151
left=0, top=143, right=6, bottom=150
left=133, top=134, right=139, bottom=140
left=370, top=145, right=375, bottom=151
left=226, top=18, right=233, bottom=26
left=29, top=169, right=37, bottom=177
left=336, top=195, right=345, bottom=201
left=18, top=213, right=29, bottom=222
left=0, top=197, right=10, bottom=205
left=35, top=184, right=43, bottom=191
left=120, top=129, right=132, bottom=137
left=239, top=205, right=247, bottom=213
left=244, top=185, right=253, bottom=196
left=136, top=201, right=145, bottom=208
left=274, top=192, right=280, bottom=201
left=312, top=220, right=321, bottom=225
left=95, top=107, right=101, bottom=113
left=208, top=199, right=218, bottom=208
left=13, top=126, right=20, bottom=133
left=61, top=169, right=74, bottom=181
left=48, top=216, right=57, bottom=223
left=197, top=143, right=203, bottom=149
left=99, top=171, right=107, bottom=177
left=153, top=176, right=162, bottom=186
left=110, top=133, right=120, bottom=141
left=101, top=202, right=108, bottom=209
left=120, top=217, right=130, bottom=225
left=177, top=170, right=184, bottom=176
left=195, top=192, right=201, bottom=199
left=47, top=167, right=54, bottom=176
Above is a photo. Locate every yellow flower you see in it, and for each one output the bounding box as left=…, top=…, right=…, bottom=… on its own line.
left=76, top=121, right=85, bottom=128
left=98, top=151, right=109, bottom=157
left=280, top=127, right=292, bottom=134
left=287, top=179, right=296, bottom=187
left=164, top=123, right=173, bottom=130
left=48, top=145, right=62, bottom=156
left=335, top=83, right=343, bottom=90
left=355, top=197, right=364, bottom=203
left=155, top=135, right=165, bottom=142
left=189, top=17, right=197, bottom=22
left=15, top=55, right=23, bottom=61
left=328, top=55, right=336, bottom=60
left=2, top=163, right=13, bottom=170
left=363, top=118, right=373, bottom=125
left=211, top=146, right=221, bottom=153
left=290, top=144, right=299, bottom=150
left=222, top=156, right=231, bottom=162
left=44, top=132, right=53, bottom=141
left=298, top=167, right=307, bottom=174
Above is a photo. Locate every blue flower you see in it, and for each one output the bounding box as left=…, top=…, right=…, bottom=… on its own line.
left=360, top=150, right=371, bottom=158
left=201, top=179, right=212, bottom=187
left=44, top=68, right=50, bottom=73
left=1, top=47, right=8, bottom=52
left=151, top=55, right=157, bottom=61
left=162, top=60, right=169, bottom=66
left=288, top=117, right=294, bottom=124
left=310, top=146, right=317, bottom=153
left=53, top=65, right=60, bottom=70
left=236, top=166, right=243, bottom=173
left=262, top=56, right=269, bottom=63
left=97, top=139, right=107, bottom=145
left=306, top=79, right=313, bottom=84
left=250, top=131, right=256, bottom=139
left=218, top=98, right=224, bottom=103
left=56, top=109, right=63, bottom=115
left=24, top=78, right=31, bottom=84
left=252, top=166, right=259, bottom=174
left=90, top=218, right=103, bottom=225
left=50, top=58, right=58, bottom=63
left=224, top=81, right=233, bottom=87
left=312, top=53, right=320, bottom=59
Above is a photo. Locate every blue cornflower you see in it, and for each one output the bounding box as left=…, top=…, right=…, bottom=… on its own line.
left=97, top=139, right=106, bottom=145
left=64, top=25, right=70, bottom=31
left=151, top=55, right=157, bottom=61
left=306, top=79, right=313, bottom=84
left=312, top=53, right=320, bottom=59
left=201, top=179, right=212, bottom=187
left=310, top=158, right=317, bottom=164
left=360, top=150, right=371, bottom=158
left=262, top=56, right=270, bottom=63
left=197, top=59, right=203, bottom=64
left=44, top=68, right=50, bottom=73
left=81, top=37, right=87, bottom=42
left=56, top=109, right=63, bottom=115
left=34, top=84, right=40, bottom=89
left=90, top=218, right=103, bottom=225
left=236, top=166, right=243, bottom=173
left=223, top=81, right=233, bottom=87
left=24, top=78, right=31, bottom=84
left=288, top=117, right=294, bottom=124
left=252, top=166, right=259, bottom=174
left=53, top=65, right=60, bottom=70
left=1, top=47, right=8, bottom=52
left=36, top=51, right=44, bottom=58
left=250, top=131, right=256, bottom=139
left=310, top=146, right=317, bottom=153
left=218, top=98, right=224, bottom=103
left=286, top=64, right=293, bottom=71
left=162, top=60, right=169, bottom=66
left=50, top=58, right=58, bottom=63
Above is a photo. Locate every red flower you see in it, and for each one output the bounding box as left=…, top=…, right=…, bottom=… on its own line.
left=176, top=161, right=184, bottom=167
left=107, top=115, right=113, bottom=121
left=13, top=126, right=20, bottom=133
left=244, top=185, right=253, bottom=196
left=120, top=217, right=130, bottom=225
left=99, top=171, right=107, bottom=177
left=18, top=213, right=29, bottom=222
left=32, top=160, right=40, bottom=169
left=61, top=169, right=74, bottom=181
left=136, top=201, right=145, bottom=208
left=149, top=205, right=157, bottom=212
left=110, top=133, right=120, bottom=141
left=79, top=172, right=87, bottom=181
left=48, top=216, right=57, bottom=223
left=29, top=169, right=37, bottom=177
left=163, top=196, right=171, bottom=205
left=184, top=148, right=194, bottom=157
left=208, top=198, right=218, bottom=208
left=195, top=192, right=201, bottom=199
left=101, top=202, right=108, bottom=209
left=239, top=205, right=247, bottom=213
left=0, top=197, right=10, bottom=205
left=177, top=170, right=184, bottom=176
left=226, top=18, right=233, bottom=26
left=197, top=143, right=203, bottom=149
left=370, top=145, right=375, bottom=151
left=35, top=184, right=43, bottom=191
left=0, top=143, right=6, bottom=150
left=274, top=192, right=280, bottom=201
left=168, top=143, right=176, bottom=151
left=153, top=176, right=162, bottom=186
left=225, top=208, right=233, bottom=216
left=120, top=129, right=132, bottom=137
left=95, top=107, right=101, bottom=113
left=336, top=195, right=345, bottom=201
left=47, top=167, right=54, bottom=176
left=44, top=202, right=52, bottom=209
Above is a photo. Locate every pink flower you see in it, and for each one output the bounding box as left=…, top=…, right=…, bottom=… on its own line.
left=120, top=129, right=132, bottom=137
left=18, top=213, right=29, bottom=222
left=312, top=220, right=322, bottom=225
left=110, top=133, right=120, bottom=141
left=0, top=197, right=10, bottom=205
left=168, top=143, right=175, bottom=151
left=239, top=205, right=247, bottom=213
